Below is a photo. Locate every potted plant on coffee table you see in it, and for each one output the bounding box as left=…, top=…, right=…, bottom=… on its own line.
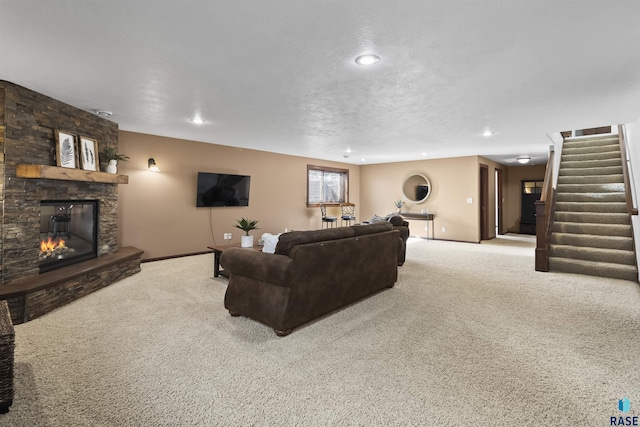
left=234, top=218, right=260, bottom=247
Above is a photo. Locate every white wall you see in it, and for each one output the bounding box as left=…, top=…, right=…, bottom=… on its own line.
left=622, top=122, right=640, bottom=281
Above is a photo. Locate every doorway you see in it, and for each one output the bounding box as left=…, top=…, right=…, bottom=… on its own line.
left=495, top=168, right=503, bottom=236
left=480, top=165, right=490, bottom=241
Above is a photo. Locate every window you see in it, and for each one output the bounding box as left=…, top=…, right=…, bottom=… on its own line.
left=307, top=165, right=349, bottom=206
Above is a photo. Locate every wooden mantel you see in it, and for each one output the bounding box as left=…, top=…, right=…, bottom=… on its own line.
left=16, top=164, right=128, bottom=184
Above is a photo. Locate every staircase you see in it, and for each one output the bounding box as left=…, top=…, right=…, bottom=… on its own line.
left=548, top=134, right=637, bottom=281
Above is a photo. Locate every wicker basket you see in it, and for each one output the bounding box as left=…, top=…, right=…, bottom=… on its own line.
left=0, top=300, right=14, bottom=413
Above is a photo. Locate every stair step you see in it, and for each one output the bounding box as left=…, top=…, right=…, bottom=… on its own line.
left=552, top=221, right=632, bottom=237
left=550, top=232, right=633, bottom=251
left=561, top=151, right=622, bottom=162
left=562, top=143, right=620, bottom=155
left=559, top=165, right=623, bottom=176
left=549, top=257, right=637, bottom=281
left=556, top=192, right=626, bottom=202
left=556, top=182, right=624, bottom=192
left=553, top=211, right=630, bottom=224
left=560, top=158, right=622, bottom=169
left=555, top=201, right=627, bottom=213
left=550, top=244, right=636, bottom=265
left=564, top=135, right=619, bottom=146
left=557, top=174, right=624, bottom=185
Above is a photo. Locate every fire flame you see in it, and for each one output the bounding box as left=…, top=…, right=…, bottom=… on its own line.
left=40, top=237, right=66, bottom=253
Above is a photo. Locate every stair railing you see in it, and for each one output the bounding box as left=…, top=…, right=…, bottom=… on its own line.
left=535, top=147, right=556, bottom=271
left=618, top=125, right=638, bottom=216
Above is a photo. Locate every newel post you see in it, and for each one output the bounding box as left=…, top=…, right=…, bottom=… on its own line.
left=535, top=200, right=549, bottom=271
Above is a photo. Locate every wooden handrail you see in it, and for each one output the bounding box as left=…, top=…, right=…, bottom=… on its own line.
left=618, top=125, right=638, bottom=215
left=535, top=148, right=556, bottom=271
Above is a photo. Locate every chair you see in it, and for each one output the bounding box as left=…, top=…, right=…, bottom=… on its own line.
left=340, top=203, right=356, bottom=226
left=320, top=205, right=337, bottom=228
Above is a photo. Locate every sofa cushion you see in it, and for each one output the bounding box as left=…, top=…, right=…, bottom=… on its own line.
left=261, top=233, right=281, bottom=254
left=388, top=215, right=405, bottom=226
left=275, top=227, right=355, bottom=256
left=351, top=221, right=393, bottom=236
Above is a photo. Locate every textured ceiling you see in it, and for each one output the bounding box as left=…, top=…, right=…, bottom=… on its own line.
left=2, top=1, right=640, bottom=166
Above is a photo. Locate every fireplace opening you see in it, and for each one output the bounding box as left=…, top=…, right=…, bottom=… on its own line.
left=39, top=200, right=98, bottom=273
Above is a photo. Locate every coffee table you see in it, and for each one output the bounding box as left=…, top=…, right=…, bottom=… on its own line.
left=207, top=243, right=262, bottom=278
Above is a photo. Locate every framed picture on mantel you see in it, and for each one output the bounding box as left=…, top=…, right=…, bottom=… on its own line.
left=79, top=135, right=99, bottom=171
left=55, top=129, right=77, bottom=169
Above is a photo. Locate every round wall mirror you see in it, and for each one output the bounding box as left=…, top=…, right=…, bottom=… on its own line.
left=403, top=174, right=431, bottom=204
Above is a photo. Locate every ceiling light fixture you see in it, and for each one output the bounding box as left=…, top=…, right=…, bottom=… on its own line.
left=95, top=110, right=112, bottom=118
left=346, top=148, right=352, bottom=153
left=517, top=157, right=531, bottom=164
left=483, top=129, right=493, bottom=137
left=190, top=117, right=205, bottom=124
left=355, top=54, right=380, bottom=66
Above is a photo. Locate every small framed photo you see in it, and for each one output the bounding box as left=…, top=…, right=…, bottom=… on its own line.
left=79, top=136, right=99, bottom=171
left=55, top=130, right=78, bottom=169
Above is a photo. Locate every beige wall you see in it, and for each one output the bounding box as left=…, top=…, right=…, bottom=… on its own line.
left=360, top=156, right=484, bottom=242
left=504, top=164, right=546, bottom=233
left=118, top=130, right=546, bottom=258
left=117, top=131, right=360, bottom=259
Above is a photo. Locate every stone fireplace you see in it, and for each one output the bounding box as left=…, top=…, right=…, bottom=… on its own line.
left=0, top=80, right=142, bottom=324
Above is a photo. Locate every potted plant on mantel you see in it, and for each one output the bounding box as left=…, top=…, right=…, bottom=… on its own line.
left=101, top=147, right=130, bottom=174
left=234, top=218, right=260, bottom=248
left=394, top=200, right=405, bottom=214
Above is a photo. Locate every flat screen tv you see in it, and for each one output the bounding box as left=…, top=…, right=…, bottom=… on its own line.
left=196, top=172, right=251, bottom=207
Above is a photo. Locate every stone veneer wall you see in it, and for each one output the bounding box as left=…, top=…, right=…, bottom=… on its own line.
left=0, top=81, right=120, bottom=286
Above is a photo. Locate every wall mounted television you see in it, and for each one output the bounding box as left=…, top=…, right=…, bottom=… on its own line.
left=196, top=172, right=251, bottom=207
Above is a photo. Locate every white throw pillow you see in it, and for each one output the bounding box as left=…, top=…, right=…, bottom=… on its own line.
left=261, top=233, right=281, bottom=254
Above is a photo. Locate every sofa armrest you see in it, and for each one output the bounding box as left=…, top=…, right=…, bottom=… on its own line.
left=220, top=248, right=294, bottom=287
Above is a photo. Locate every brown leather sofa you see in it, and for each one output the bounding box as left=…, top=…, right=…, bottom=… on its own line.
left=387, top=215, right=410, bottom=265
left=220, top=222, right=401, bottom=336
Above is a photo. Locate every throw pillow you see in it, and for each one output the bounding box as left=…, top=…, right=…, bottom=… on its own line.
left=261, top=233, right=281, bottom=254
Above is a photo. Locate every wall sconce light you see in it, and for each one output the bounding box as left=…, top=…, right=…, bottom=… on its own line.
left=148, top=158, right=160, bottom=172
left=517, top=157, right=531, bottom=164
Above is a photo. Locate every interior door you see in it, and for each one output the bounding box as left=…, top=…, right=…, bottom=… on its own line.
left=480, top=165, right=490, bottom=241
left=495, top=168, right=503, bottom=235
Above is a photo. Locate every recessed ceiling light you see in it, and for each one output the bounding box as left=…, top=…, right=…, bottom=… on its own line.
left=361, top=158, right=366, bottom=162
left=346, top=148, right=352, bottom=153
left=422, top=152, right=427, bottom=156
left=190, top=117, right=205, bottom=124
left=517, top=157, right=531, bottom=164
left=483, top=129, right=493, bottom=137
left=355, top=54, right=380, bottom=66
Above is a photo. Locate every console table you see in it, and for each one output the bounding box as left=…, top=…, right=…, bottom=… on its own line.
left=400, top=212, right=435, bottom=240
left=207, top=243, right=263, bottom=278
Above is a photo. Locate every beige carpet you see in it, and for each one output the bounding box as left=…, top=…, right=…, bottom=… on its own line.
left=3, top=235, right=640, bottom=426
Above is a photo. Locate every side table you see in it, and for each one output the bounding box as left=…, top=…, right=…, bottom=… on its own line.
left=207, top=243, right=263, bottom=278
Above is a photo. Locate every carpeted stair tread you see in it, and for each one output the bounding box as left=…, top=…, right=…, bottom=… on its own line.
left=561, top=151, right=622, bottom=162
left=557, top=175, right=624, bottom=185
left=553, top=211, right=630, bottom=224
left=562, top=144, right=621, bottom=155
left=556, top=182, right=624, bottom=192
left=559, top=165, right=623, bottom=176
left=550, top=232, right=633, bottom=251
left=555, top=201, right=627, bottom=213
left=560, top=158, right=622, bottom=169
left=548, top=257, right=637, bottom=281
left=556, top=192, right=626, bottom=202
left=549, top=244, right=636, bottom=265
left=552, top=221, right=632, bottom=237
left=563, top=135, right=619, bottom=145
